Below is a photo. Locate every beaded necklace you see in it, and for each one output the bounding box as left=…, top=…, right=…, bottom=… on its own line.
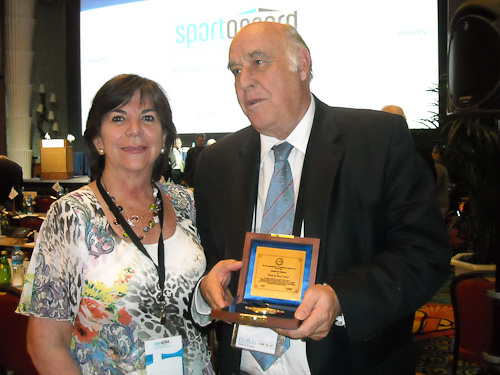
left=102, top=180, right=161, bottom=241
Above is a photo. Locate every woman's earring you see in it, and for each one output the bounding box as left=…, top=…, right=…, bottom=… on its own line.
left=98, top=149, right=104, bottom=155
left=160, top=148, right=165, bottom=154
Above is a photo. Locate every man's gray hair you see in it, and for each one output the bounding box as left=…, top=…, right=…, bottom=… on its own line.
left=283, top=24, right=313, bottom=81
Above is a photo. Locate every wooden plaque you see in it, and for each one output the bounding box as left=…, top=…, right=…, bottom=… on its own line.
left=211, top=232, right=319, bottom=329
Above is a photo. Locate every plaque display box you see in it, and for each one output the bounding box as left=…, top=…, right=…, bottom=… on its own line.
left=211, top=232, right=319, bottom=329
left=40, top=139, right=74, bottom=180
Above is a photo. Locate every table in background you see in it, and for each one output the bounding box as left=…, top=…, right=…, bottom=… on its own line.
left=23, top=175, right=90, bottom=196
left=0, top=236, right=35, bottom=250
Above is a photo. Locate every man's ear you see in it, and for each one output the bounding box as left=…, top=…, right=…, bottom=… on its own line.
left=298, top=48, right=311, bottom=82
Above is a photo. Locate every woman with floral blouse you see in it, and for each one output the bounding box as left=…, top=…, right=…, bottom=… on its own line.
left=18, top=74, right=213, bottom=375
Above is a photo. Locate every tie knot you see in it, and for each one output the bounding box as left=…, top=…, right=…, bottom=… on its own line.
left=273, top=142, right=293, bottom=162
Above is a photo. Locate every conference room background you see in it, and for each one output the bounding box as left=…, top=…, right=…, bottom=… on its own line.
left=0, top=0, right=467, bottom=155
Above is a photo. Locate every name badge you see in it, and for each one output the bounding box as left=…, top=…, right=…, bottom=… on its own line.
left=232, top=324, right=282, bottom=355
left=144, top=335, right=183, bottom=375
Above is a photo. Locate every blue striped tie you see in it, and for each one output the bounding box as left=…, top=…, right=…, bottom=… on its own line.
left=251, top=142, right=293, bottom=370
left=261, top=142, right=295, bottom=235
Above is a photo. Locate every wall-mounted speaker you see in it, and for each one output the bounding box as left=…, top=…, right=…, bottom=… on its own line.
left=448, top=0, right=500, bottom=115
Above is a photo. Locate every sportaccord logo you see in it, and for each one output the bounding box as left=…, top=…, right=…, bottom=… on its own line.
left=175, top=8, right=298, bottom=49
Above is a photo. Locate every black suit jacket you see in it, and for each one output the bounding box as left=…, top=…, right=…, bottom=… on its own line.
left=184, top=145, right=206, bottom=187
left=194, top=96, right=451, bottom=375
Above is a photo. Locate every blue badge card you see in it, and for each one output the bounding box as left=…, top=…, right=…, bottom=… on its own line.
left=145, top=336, right=183, bottom=375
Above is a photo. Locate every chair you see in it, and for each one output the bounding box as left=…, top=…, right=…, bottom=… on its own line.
left=448, top=270, right=496, bottom=375
left=0, top=285, right=39, bottom=375
left=18, top=216, right=44, bottom=232
left=34, top=195, right=56, bottom=214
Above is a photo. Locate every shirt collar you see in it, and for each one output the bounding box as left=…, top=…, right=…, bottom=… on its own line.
left=260, top=94, right=315, bottom=164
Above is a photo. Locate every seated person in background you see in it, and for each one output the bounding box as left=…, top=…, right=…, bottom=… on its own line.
left=0, top=155, right=23, bottom=212
left=17, top=74, right=214, bottom=375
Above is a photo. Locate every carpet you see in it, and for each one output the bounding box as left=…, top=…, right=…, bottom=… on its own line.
left=415, top=335, right=481, bottom=375
left=413, top=273, right=455, bottom=340
left=413, top=302, right=455, bottom=340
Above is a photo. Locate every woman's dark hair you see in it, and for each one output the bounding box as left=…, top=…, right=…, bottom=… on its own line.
left=83, top=74, right=176, bottom=181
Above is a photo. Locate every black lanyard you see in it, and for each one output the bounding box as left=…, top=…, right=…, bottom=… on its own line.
left=96, top=177, right=166, bottom=324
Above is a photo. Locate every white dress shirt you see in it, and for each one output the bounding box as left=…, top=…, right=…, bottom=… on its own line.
left=170, top=147, right=184, bottom=171
left=240, top=96, right=315, bottom=375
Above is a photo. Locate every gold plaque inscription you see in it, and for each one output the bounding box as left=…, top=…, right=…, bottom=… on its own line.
left=250, top=246, right=305, bottom=301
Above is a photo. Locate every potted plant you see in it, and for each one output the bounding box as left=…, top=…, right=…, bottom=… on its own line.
left=416, top=82, right=499, bottom=275
left=441, top=116, right=500, bottom=275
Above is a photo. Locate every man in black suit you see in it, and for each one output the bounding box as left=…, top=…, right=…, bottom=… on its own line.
left=192, top=22, right=450, bottom=375
left=183, top=133, right=206, bottom=187
left=0, top=155, right=23, bottom=211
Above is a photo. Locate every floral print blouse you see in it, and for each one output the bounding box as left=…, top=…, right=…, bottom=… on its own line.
left=18, top=183, right=213, bottom=375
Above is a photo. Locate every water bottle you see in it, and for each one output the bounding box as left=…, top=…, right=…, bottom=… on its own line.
left=26, top=194, right=34, bottom=214
left=0, top=250, right=11, bottom=285
left=11, top=246, right=25, bottom=287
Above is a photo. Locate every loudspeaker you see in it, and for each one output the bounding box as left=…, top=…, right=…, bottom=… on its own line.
left=448, top=0, right=500, bottom=115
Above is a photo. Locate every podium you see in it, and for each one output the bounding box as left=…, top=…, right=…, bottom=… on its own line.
left=40, top=139, right=74, bottom=180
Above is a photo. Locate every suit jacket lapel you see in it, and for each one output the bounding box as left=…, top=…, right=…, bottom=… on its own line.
left=230, top=128, right=261, bottom=240
left=294, top=98, right=344, bottom=267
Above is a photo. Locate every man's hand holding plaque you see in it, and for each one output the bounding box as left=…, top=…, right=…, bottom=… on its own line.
left=275, top=283, right=340, bottom=341
left=200, top=259, right=243, bottom=310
